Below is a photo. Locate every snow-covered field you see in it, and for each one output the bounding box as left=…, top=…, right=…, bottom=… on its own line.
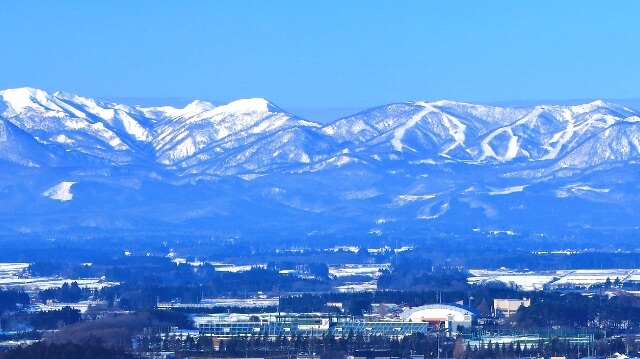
left=328, top=264, right=391, bottom=292
left=467, top=270, right=559, bottom=291
left=0, top=263, right=30, bottom=277
left=170, top=258, right=268, bottom=273
left=469, top=268, right=640, bottom=290
left=553, top=269, right=632, bottom=287
left=0, top=262, right=118, bottom=291
left=335, top=281, right=378, bottom=292
left=211, top=263, right=267, bottom=272
left=0, top=277, right=118, bottom=291
left=329, top=264, right=389, bottom=278
left=27, top=300, right=107, bottom=313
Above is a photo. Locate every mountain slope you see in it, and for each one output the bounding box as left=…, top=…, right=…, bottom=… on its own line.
left=1, top=87, right=640, bottom=242
left=0, top=117, right=63, bottom=167
left=0, top=88, right=152, bottom=164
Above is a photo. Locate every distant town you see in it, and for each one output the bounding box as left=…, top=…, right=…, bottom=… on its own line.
left=2, top=240, right=640, bottom=359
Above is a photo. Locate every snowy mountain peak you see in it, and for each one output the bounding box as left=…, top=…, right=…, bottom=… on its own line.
left=588, top=99, right=608, bottom=106
left=0, top=87, right=58, bottom=114
left=219, top=98, right=279, bottom=114
left=183, top=100, right=215, bottom=112
left=0, top=87, right=49, bottom=98
left=524, top=100, right=633, bottom=117
left=423, top=100, right=472, bottom=108
left=1, top=87, right=639, bottom=176
left=583, top=100, right=637, bottom=116
left=2, top=88, right=640, bottom=239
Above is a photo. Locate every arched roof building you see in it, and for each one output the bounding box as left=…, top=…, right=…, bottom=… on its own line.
left=400, top=303, right=479, bottom=332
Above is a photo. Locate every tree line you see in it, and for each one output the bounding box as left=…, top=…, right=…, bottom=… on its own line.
left=134, top=330, right=632, bottom=359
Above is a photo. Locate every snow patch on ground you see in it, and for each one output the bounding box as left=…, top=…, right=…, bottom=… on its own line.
left=54, top=134, right=75, bottom=145
left=489, top=230, right=518, bottom=236
left=43, top=181, right=76, bottom=201
left=340, top=188, right=381, bottom=200
left=412, top=159, right=437, bottom=164
left=394, top=194, right=436, bottom=206
left=238, top=174, right=265, bottom=181
left=375, top=218, right=396, bottom=224
left=556, top=183, right=610, bottom=197
left=488, top=185, right=528, bottom=195
left=568, top=185, right=610, bottom=193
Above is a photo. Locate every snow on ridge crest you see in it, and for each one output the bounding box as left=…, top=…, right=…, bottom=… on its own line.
left=0, top=87, right=67, bottom=115
left=2, top=87, right=640, bottom=174
left=218, top=98, right=276, bottom=114
left=184, top=100, right=215, bottom=112
left=0, top=87, right=50, bottom=100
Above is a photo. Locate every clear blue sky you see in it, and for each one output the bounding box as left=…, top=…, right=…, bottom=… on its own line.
left=1, top=1, right=639, bottom=117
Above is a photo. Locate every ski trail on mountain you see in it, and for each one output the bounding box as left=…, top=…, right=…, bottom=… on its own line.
left=391, top=102, right=432, bottom=152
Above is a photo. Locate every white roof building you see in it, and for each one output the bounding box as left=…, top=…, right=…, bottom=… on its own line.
left=400, top=303, right=479, bottom=333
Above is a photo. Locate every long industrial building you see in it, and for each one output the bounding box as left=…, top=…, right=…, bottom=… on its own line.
left=195, top=303, right=479, bottom=338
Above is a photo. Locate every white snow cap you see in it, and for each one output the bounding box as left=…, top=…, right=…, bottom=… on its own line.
left=183, top=100, right=215, bottom=112
left=219, top=98, right=277, bottom=114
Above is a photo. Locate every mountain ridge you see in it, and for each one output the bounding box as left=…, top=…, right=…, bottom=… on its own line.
left=2, top=87, right=638, bottom=175
left=0, top=87, right=639, bottom=241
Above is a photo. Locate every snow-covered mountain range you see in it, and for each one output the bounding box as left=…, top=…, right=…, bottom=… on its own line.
left=1, top=87, right=639, bottom=242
